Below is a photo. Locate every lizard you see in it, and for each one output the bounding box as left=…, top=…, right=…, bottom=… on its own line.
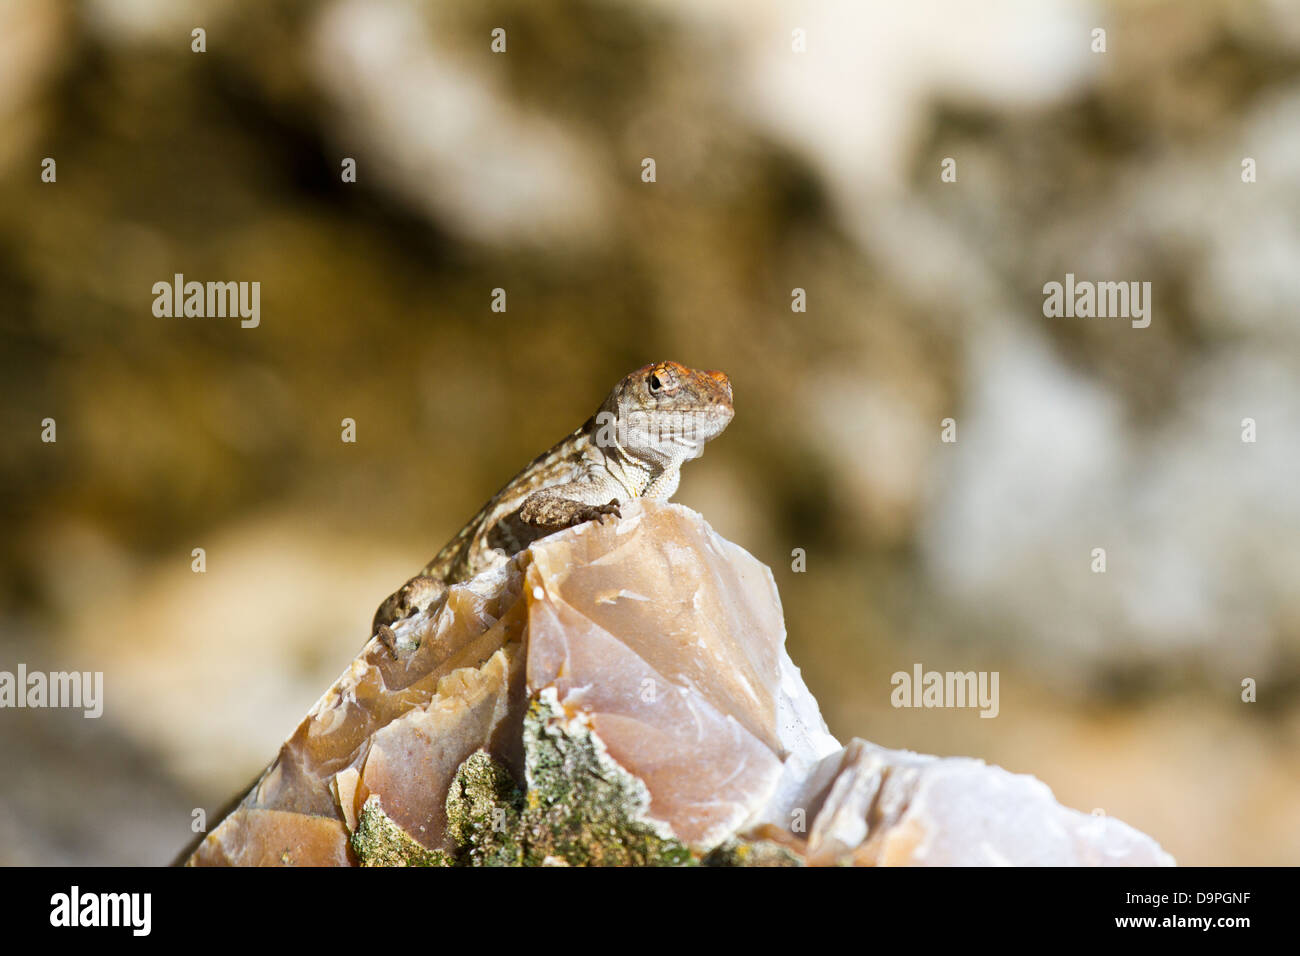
left=371, top=361, right=734, bottom=651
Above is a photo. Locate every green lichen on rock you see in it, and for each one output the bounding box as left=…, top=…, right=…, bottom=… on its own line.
left=445, top=750, right=528, bottom=866
left=355, top=691, right=798, bottom=867
left=445, top=690, right=695, bottom=866
left=703, top=837, right=804, bottom=867
left=351, top=795, right=453, bottom=867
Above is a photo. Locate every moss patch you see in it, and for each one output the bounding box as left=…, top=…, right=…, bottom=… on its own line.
left=703, top=838, right=804, bottom=867
left=446, top=690, right=695, bottom=866
left=354, top=690, right=805, bottom=866
left=351, top=796, right=454, bottom=867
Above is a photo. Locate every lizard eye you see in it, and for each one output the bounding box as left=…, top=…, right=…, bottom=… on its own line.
left=648, top=373, right=663, bottom=393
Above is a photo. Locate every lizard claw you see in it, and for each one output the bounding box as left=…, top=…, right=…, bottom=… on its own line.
left=376, top=624, right=400, bottom=659
left=579, top=499, right=621, bottom=525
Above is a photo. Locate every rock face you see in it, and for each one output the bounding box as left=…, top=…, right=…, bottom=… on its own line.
left=186, top=502, right=1173, bottom=866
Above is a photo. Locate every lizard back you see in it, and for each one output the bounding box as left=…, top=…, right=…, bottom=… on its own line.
left=418, top=423, right=596, bottom=584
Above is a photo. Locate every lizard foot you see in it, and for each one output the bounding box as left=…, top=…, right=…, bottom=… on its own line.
left=376, top=623, right=401, bottom=659
left=371, top=574, right=447, bottom=650
left=571, top=498, right=621, bottom=527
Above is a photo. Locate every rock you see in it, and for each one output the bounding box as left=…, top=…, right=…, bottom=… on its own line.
left=754, top=739, right=1175, bottom=866
left=522, top=500, right=841, bottom=848
left=186, top=501, right=1173, bottom=866
left=188, top=562, right=532, bottom=866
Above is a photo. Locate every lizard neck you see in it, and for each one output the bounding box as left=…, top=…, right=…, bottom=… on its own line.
left=604, top=452, right=657, bottom=498
left=584, top=413, right=659, bottom=498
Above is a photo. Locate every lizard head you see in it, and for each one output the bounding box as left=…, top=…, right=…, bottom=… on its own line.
left=599, top=361, right=734, bottom=465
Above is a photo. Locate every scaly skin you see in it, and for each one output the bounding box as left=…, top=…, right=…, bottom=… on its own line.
left=372, top=362, right=734, bottom=647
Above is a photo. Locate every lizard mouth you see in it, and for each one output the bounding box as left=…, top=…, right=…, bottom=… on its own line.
left=669, top=433, right=704, bottom=455
left=668, top=404, right=733, bottom=454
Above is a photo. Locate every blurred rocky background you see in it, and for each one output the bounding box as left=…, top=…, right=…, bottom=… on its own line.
left=1, top=0, right=1297, bottom=865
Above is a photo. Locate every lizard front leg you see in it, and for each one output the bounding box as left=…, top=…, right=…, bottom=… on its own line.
left=519, top=483, right=622, bottom=532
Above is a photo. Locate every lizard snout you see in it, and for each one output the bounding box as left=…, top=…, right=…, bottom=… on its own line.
left=703, top=369, right=732, bottom=403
